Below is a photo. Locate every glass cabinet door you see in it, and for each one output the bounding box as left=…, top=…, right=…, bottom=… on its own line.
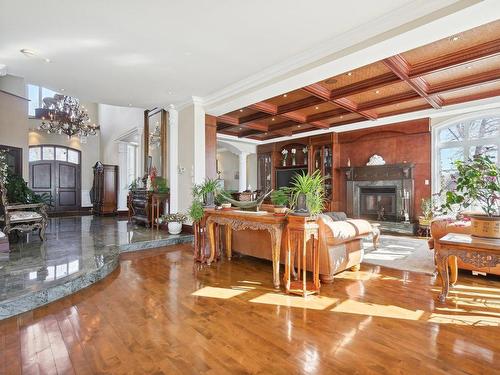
left=257, top=153, right=272, bottom=193
left=323, top=146, right=333, bottom=201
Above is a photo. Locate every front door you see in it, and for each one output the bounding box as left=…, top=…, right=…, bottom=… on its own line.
left=29, top=145, right=81, bottom=212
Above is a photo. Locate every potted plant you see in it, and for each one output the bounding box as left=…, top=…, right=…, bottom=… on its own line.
left=152, top=177, right=169, bottom=194
left=419, top=197, right=435, bottom=226
left=163, top=213, right=187, bottom=234
left=441, top=153, right=500, bottom=238
left=289, top=171, right=325, bottom=216
left=215, top=190, right=231, bottom=209
left=270, top=188, right=289, bottom=215
left=196, top=178, right=221, bottom=207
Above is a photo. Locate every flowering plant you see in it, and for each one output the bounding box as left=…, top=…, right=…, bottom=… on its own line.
left=291, top=148, right=296, bottom=154
left=281, top=149, right=288, bottom=156
left=441, top=153, right=499, bottom=217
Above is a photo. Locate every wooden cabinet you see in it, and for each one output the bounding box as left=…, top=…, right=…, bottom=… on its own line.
left=91, top=162, right=118, bottom=215
left=311, top=143, right=333, bottom=211
left=129, top=189, right=153, bottom=227
left=257, top=152, right=273, bottom=193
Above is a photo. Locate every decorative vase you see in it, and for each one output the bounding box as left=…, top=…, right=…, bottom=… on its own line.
left=292, top=156, right=296, bottom=166
left=282, top=158, right=287, bottom=167
left=168, top=222, right=183, bottom=235
left=470, top=215, right=500, bottom=239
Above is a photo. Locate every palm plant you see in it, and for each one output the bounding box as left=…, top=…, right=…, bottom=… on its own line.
left=271, top=188, right=289, bottom=207
left=289, top=170, right=325, bottom=216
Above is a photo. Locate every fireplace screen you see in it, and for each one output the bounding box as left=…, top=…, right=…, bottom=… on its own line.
left=359, top=186, right=397, bottom=221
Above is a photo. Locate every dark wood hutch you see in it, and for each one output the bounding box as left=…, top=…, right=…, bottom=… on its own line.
left=257, top=133, right=341, bottom=212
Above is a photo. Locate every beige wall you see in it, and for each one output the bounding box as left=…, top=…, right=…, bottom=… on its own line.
left=178, top=104, right=195, bottom=215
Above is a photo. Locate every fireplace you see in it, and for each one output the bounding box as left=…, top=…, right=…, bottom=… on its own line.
left=343, top=163, right=415, bottom=227
left=359, top=186, right=397, bottom=221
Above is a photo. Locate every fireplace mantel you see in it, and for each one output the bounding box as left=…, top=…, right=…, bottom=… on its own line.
left=342, top=163, right=415, bottom=223
left=341, top=163, right=415, bottom=182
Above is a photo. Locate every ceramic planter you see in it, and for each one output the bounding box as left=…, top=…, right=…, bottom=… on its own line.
left=470, top=215, right=500, bottom=239
left=167, top=222, right=183, bottom=235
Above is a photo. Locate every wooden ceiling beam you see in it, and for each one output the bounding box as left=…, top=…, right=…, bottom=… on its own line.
left=409, top=38, right=500, bottom=78
left=303, top=84, right=377, bottom=120
left=427, top=68, right=500, bottom=95
left=248, top=102, right=277, bottom=115
left=238, top=128, right=263, bottom=138
left=357, top=91, right=421, bottom=111
left=277, top=96, right=325, bottom=113
left=329, top=72, right=400, bottom=99
left=217, top=115, right=268, bottom=132
left=383, top=55, right=443, bottom=109
left=306, top=108, right=348, bottom=122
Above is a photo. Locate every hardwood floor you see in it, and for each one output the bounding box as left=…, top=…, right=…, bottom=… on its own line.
left=1, top=244, right=499, bottom=375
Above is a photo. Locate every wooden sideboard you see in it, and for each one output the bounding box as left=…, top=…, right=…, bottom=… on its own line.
left=92, top=162, right=118, bottom=215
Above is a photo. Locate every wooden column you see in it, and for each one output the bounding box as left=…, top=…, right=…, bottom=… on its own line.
left=205, top=115, right=217, bottom=179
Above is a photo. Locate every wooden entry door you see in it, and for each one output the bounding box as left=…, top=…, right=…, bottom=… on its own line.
left=29, top=145, right=81, bottom=212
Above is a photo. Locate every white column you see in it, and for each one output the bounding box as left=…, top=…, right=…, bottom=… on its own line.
left=117, top=142, right=128, bottom=211
left=192, top=96, right=206, bottom=184
left=168, top=104, right=179, bottom=213
left=238, top=151, right=248, bottom=192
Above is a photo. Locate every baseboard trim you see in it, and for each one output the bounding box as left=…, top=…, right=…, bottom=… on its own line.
left=182, top=224, right=193, bottom=234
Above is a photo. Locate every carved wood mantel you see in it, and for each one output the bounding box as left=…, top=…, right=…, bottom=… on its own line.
left=204, top=209, right=287, bottom=288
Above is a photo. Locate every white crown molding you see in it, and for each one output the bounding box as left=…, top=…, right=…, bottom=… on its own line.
left=202, top=0, right=500, bottom=116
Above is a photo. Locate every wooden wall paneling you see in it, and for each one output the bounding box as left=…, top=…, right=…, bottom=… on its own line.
left=205, top=115, right=217, bottom=179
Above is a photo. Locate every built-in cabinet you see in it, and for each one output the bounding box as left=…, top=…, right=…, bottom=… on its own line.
left=257, top=133, right=339, bottom=212
left=129, top=189, right=153, bottom=227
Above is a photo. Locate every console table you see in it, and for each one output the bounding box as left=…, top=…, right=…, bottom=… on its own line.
left=435, top=233, right=500, bottom=303
left=204, top=208, right=287, bottom=288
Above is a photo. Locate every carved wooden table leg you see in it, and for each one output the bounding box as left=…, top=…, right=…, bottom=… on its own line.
left=449, top=255, right=458, bottom=286
left=436, top=251, right=450, bottom=303
left=372, top=224, right=381, bottom=249
left=225, top=226, right=232, bottom=260
left=207, top=219, right=217, bottom=266
left=269, top=225, right=282, bottom=289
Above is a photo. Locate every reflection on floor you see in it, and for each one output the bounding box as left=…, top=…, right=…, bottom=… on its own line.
left=1, top=244, right=498, bottom=374
left=0, top=216, right=193, bottom=319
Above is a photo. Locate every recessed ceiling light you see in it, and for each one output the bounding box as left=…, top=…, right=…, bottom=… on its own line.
left=450, top=35, right=460, bottom=42
left=239, top=109, right=244, bottom=112
left=265, top=132, right=268, bottom=135
left=340, top=115, right=343, bottom=119
left=60, top=88, right=65, bottom=92
left=44, top=58, right=51, bottom=63
left=283, top=94, right=287, bottom=97
left=375, top=90, right=380, bottom=94
left=271, top=117, right=275, bottom=121
left=297, top=125, right=301, bottom=128
left=315, top=106, right=319, bottom=110
left=347, top=72, right=352, bottom=76
left=466, top=65, right=472, bottom=69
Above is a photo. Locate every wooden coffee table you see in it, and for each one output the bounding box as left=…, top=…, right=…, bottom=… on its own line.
left=435, top=233, right=500, bottom=303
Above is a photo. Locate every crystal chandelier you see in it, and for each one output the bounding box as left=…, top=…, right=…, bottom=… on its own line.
left=38, top=95, right=100, bottom=138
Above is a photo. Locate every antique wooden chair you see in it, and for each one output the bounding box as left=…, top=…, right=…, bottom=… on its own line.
left=0, top=179, right=48, bottom=241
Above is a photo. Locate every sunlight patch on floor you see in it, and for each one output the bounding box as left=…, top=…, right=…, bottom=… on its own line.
left=363, top=253, right=408, bottom=261
left=385, top=244, right=415, bottom=250
left=431, top=288, right=500, bottom=300
left=452, top=284, right=500, bottom=293
left=331, top=300, right=424, bottom=320
left=334, top=270, right=405, bottom=282
left=249, top=293, right=338, bottom=310
left=191, top=286, right=249, bottom=299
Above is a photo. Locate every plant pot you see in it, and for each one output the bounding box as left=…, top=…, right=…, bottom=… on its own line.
left=418, top=216, right=431, bottom=226
left=470, top=214, right=500, bottom=239
left=273, top=205, right=287, bottom=215
left=293, top=193, right=309, bottom=216
left=167, top=222, right=183, bottom=235
left=204, top=192, right=215, bottom=207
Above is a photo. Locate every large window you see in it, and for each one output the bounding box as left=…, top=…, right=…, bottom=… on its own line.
left=27, top=84, right=59, bottom=117
left=433, top=114, right=500, bottom=195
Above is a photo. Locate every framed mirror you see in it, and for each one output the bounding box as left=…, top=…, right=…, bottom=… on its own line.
left=144, top=108, right=168, bottom=177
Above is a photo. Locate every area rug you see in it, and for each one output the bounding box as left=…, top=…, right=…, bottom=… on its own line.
left=362, top=234, right=435, bottom=275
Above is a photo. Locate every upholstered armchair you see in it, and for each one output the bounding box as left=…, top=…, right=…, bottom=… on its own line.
left=0, top=179, right=48, bottom=242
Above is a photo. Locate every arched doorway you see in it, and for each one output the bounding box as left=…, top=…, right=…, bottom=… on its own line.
left=29, top=145, right=82, bottom=212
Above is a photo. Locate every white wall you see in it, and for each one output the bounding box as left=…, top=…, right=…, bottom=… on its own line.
left=178, top=104, right=195, bottom=214
left=217, top=150, right=257, bottom=191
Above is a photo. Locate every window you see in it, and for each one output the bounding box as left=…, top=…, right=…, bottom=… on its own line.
left=433, top=114, right=500, bottom=196
left=29, top=146, right=80, bottom=164
left=27, top=84, right=59, bottom=117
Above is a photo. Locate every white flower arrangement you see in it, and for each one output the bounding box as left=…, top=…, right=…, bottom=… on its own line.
left=291, top=148, right=296, bottom=154
left=302, top=147, right=308, bottom=154
left=281, top=149, right=288, bottom=156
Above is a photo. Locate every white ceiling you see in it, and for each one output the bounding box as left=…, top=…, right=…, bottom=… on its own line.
left=0, top=0, right=464, bottom=109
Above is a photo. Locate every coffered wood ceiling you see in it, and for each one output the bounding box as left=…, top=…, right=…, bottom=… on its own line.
left=217, top=20, right=500, bottom=140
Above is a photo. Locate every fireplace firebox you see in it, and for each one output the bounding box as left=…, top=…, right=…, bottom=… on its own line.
left=359, top=186, right=397, bottom=221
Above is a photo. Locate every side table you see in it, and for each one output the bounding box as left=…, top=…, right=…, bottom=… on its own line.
left=435, top=233, right=500, bottom=303
left=284, top=216, right=320, bottom=297
left=152, top=193, right=170, bottom=230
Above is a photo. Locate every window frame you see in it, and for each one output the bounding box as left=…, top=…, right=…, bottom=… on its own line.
left=432, top=110, right=500, bottom=195
left=27, top=84, right=59, bottom=118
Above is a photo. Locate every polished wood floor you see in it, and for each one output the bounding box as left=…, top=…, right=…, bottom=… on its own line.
left=1, top=244, right=499, bottom=375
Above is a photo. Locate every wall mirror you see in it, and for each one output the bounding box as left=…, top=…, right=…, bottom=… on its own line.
left=144, top=108, right=168, bottom=177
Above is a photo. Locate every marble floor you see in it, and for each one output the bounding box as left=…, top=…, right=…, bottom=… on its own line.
left=0, top=216, right=193, bottom=320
